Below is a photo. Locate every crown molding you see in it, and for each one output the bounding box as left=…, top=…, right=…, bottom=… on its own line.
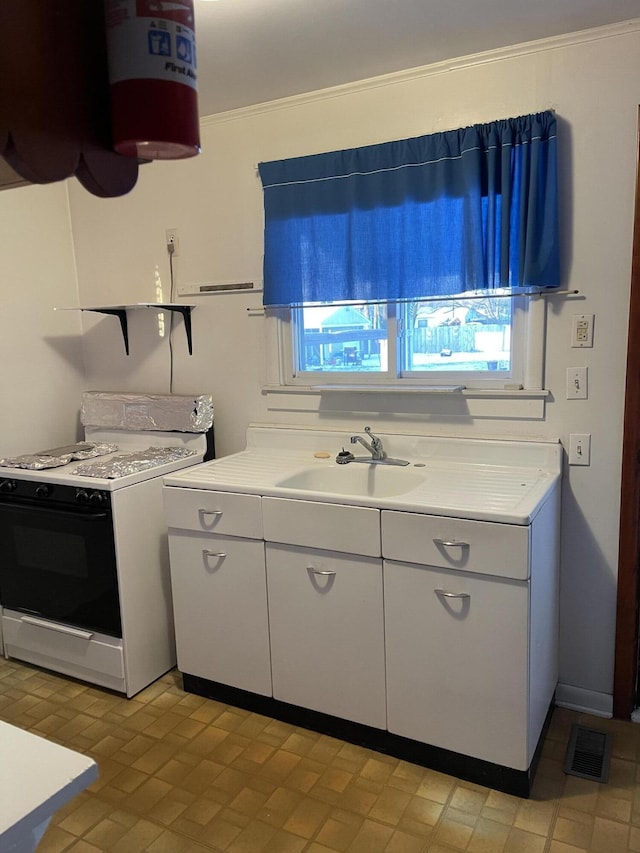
left=200, top=18, right=640, bottom=127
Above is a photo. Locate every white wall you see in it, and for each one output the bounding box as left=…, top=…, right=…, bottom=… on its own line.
left=0, top=182, right=85, bottom=456
left=66, top=22, right=640, bottom=709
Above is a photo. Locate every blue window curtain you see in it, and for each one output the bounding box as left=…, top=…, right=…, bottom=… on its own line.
left=258, top=111, right=560, bottom=308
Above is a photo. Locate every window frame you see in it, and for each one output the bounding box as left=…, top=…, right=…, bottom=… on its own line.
left=269, top=293, right=542, bottom=391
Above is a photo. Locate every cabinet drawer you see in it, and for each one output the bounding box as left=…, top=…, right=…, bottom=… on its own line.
left=382, top=511, right=529, bottom=580
left=262, top=497, right=380, bottom=556
left=2, top=609, right=125, bottom=693
left=164, top=487, right=262, bottom=539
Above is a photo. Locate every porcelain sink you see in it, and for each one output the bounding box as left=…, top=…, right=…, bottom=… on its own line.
left=276, top=464, right=425, bottom=498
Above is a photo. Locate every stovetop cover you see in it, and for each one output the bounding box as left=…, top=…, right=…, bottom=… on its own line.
left=74, top=446, right=198, bottom=479
left=0, top=443, right=118, bottom=470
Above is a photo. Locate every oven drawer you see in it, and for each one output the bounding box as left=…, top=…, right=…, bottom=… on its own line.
left=1, top=610, right=125, bottom=693
left=164, top=487, right=262, bottom=538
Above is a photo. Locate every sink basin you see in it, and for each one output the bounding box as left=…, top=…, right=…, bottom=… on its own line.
left=276, top=464, right=425, bottom=498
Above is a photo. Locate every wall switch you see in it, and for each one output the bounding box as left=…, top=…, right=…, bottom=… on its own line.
left=569, top=433, right=591, bottom=465
left=566, top=367, right=588, bottom=399
left=571, top=314, right=594, bottom=347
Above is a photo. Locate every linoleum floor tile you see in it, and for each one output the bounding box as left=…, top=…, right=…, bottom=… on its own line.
left=5, top=659, right=640, bottom=853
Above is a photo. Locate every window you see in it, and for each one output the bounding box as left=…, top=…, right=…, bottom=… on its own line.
left=259, top=112, right=559, bottom=391
left=276, top=290, right=535, bottom=389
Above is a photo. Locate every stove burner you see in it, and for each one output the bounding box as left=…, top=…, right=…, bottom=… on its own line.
left=0, top=443, right=118, bottom=471
left=73, top=446, right=198, bottom=479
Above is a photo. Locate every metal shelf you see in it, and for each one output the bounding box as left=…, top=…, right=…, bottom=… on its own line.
left=55, top=304, right=195, bottom=355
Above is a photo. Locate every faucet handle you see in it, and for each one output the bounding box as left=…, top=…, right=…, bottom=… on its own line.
left=364, top=426, right=381, bottom=445
left=364, top=426, right=381, bottom=442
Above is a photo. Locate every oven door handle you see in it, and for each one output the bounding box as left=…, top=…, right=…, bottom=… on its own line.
left=0, top=501, right=109, bottom=520
left=20, top=615, right=94, bottom=641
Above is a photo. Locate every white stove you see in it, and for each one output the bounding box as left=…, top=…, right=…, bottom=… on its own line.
left=0, top=392, right=213, bottom=697
left=1, top=427, right=209, bottom=491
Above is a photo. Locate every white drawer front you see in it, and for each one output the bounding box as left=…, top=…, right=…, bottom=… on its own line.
left=2, top=610, right=125, bottom=693
left=164, top=487, right=262, bottom=539
left=262, top=497, right=380, bottom=556
left=382, top=511, right=530, bottom=580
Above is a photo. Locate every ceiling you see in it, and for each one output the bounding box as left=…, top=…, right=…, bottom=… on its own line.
left=192, top=0, right=640, bottom=117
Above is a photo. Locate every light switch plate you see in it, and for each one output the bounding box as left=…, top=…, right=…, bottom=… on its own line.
left=569, top=434, right=591, bottom=465
left=566, top=367, right=588, bottom=399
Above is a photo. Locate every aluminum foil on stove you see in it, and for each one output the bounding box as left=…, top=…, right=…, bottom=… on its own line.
left=0, top=443, right=119, bottom=470
left=80, top=392, right=214, bottom=433
left=74, top=446, right=198, bottom=479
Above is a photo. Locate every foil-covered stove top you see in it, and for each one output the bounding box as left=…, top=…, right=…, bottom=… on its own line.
left=0, top=443, right=118, bottom=470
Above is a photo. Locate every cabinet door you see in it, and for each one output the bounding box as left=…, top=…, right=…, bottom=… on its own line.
left=168, top=531, right=271, bottom=696
left=266, top=543, right=386, bottom=729
left=384, top=559, right=530, bottom=770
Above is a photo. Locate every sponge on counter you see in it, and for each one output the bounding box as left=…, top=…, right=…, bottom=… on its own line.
left=313, top=451, right=331, bottom=458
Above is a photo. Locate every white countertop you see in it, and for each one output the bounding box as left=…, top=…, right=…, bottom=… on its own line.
left=0, top=721, right=98, bottom=852
left=164, top=426, right=562, bottom=525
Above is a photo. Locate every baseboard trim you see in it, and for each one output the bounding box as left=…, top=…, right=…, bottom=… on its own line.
left=182, top=672, right=553, bottom=798
left=555, top=683, right=613, bottom=718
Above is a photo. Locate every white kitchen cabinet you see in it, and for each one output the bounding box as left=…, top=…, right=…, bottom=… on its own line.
left=167, top=531, right=271, bottom=695
left=266, top=542, right=386, bottom=728
left=382, top=488, right=560, bottom=772
left=163, top=429, right=562, bottom=795
left=164, top=488, right=271, bottom=696
left=384, top=561, right=529, bottom=768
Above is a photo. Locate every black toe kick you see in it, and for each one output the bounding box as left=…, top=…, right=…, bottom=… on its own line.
left=182, top=674, right=552, bottom=798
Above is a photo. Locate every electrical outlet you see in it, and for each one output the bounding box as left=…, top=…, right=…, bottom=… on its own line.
left=566, top=367, right=588, bottom=399
left=569, top=433, right=591, bottom=465
left=571, top=314, right=594, bottom=348
left=165, top=228, right=179, bottom=256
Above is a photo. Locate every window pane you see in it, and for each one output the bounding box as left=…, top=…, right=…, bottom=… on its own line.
left=401, top=296, right=512, bottom=373
left=295, top=303, right=388, bottom=373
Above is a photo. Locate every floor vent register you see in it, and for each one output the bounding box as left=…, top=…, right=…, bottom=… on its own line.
left=564, top=723, right=612, bottom=783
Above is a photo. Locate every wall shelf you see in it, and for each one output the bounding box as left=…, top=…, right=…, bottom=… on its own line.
left=55, top=304, right=195, bottom=355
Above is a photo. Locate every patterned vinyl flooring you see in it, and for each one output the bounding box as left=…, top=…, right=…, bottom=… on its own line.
left=1, top=657, right=640, bottom=852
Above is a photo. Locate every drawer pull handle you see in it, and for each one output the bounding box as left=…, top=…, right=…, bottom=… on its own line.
left=435, top=589, right=470, bottom=600
left=433, top=538, right=469, bottom=548
left=308, top=567, right=336, bottom=577
left=200, top=509, right=223, bottom=517
left=203, top=550, right=227, bottom=559
left=21, top=615, right=94, bottom=640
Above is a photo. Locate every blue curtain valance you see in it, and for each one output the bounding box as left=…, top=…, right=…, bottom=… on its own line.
left=258, top=111, right=560, bottom=307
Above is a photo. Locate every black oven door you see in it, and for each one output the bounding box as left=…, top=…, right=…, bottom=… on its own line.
left=0, top=500, right=122, bottom=637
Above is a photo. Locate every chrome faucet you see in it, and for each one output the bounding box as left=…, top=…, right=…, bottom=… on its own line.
left=351, top=426, right=386, bottom=461
left=344, top=426, right=410, bottom=466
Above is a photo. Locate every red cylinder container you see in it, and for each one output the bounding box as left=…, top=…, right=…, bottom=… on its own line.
left=104, top=0, right=201, bottom=160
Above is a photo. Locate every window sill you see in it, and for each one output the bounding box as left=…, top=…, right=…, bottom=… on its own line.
left=262, top=384, right=549, bottom=398
left=261, top=384, right=548, bottom=421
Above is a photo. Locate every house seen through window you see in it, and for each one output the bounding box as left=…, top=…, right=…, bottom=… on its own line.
left=295, top=294, right=513, bottom=380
